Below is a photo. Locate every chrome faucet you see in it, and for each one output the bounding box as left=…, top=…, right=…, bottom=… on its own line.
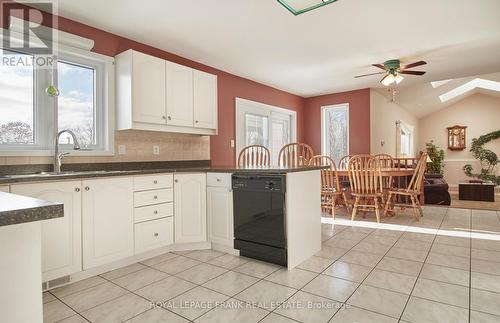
left=54, top=130, right=81, bottom=173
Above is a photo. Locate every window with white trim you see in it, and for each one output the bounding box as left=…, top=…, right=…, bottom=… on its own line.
left=321, top=104, right=349, bottom=163
left=0, top=23, right=114, bottom=155
left=400, top=123, right=412, bottom=156
left=236, top=98, right=296, bottom=165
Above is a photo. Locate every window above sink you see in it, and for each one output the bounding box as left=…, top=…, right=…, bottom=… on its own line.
left=0, top=18, right=115, bottom=156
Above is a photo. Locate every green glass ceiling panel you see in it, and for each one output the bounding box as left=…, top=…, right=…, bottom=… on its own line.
left=277, top=0, right=338, bottom=15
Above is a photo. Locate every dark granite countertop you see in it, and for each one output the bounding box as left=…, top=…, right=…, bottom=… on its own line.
left=0, top=161, right=324, bottom=184
left=0, top=192, right=64, bottom=227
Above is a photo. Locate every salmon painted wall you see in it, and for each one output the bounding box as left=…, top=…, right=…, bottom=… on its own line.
left=303, top=89, right=371, bottom=155
left=1, top=1, right=304, bottom=166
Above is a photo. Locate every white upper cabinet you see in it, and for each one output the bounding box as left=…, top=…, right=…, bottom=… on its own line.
left=194, top=70, right=218, bottom=129
left=174, top=173, right=207, bottom=244
left=82, top=177, right=134, bottom=269
left=166, top=61, right=194, bottom=127
left=131, top=51, right=166, bottom=124
left=11, top=181, right=82, bottom=282
left=116, top=49, right=217, bottom=135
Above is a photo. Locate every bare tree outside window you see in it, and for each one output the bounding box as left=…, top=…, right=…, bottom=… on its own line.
left=0, top=50, right=35, bottom=144
left=57, top=61, right=96, bottom=147
left=322, top=104, right=349, bottom=162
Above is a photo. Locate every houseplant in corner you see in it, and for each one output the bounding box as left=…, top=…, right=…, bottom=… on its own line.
left=425, top=141, right=445, bottom=176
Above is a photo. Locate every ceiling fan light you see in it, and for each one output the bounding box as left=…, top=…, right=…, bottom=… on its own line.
left=381, top=74, right=395, bottom=86
left=395, top=74, right=404, bottom=84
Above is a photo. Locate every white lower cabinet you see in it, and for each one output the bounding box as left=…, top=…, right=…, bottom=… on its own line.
left=0, top=185, right=9, bottom=192
left=82, top=177, right=134, bottom=269
left=207, top=186, right=233, bottom=249
left=11, top=181, right=82, bottom=282
left=135, top=217, right=174, bottom=253
left=174, top=173, right=207, bottom=243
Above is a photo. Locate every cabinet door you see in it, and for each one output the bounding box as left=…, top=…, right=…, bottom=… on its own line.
left=11, top=181, right=82, bottom=281
left=174, top=173, right=207, bottom=243
left=0, top=185, right=9, bottom=192
left=207, top=186, right=233, bottom=248
left=166, top=61, right=194, bottom=127
left=132, top=51, right=166, bottom=124
left=193, top=70, right=217, bottom=130
left=82, top=177, right=134, bottom=269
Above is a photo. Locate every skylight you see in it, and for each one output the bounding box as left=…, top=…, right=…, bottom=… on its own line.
left=277, top=0, right=338, bottom=15
left=430, top=79, right=451, bottom=88
left=439, top=78, right=500, bottom=102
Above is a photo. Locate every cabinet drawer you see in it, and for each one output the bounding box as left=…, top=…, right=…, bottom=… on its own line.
left=135, top=217, right=173, bottom=254
left=134, top=174, right=173, bottom=191
left=134, top=203, right=173, bottom=223
left=207, top=173, right=232, bottom=188
left=134, top=188, right=173, bottom=207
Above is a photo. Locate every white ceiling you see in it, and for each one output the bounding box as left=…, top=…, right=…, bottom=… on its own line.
left=53, top=0, right=500, bottom=97
left=374, top=72, right=500, bottom=118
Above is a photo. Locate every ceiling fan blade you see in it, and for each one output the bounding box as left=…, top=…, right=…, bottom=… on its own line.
left=372, top=63, right=386, bottom=70
left=400, top=70, right=426, bottom=75
left=401, top=61, right=427, bottom=70
left=354, top=71, right=386, bottom=78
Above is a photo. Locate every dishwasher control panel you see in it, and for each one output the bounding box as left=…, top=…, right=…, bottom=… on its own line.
left=232, top=174, right=285, bottom=192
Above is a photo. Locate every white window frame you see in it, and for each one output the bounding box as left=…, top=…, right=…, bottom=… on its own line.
left=399, top=121, right=414, bottom=157
left=0, top=21, right=114, bottom=156
left=321, top=103, right=349, bottom=161
left=235, top=98, right=297, bottom=164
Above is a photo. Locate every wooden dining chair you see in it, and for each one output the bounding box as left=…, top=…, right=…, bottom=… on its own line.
left=384, top=153, right=428, bottom=220
left=348, top=156, right=384, bottom=222
left=310, top=157, right=349, bottom=218
left=278, top=143, right=314, bottom=167
left=338, top=155, right=352, bottom=170
left=237, top=145, right=270, bottom=167
left=309, top=155, right=335, bottom=168
left=374, top=154, right=395, bottom=203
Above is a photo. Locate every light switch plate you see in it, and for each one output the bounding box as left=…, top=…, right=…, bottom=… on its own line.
left=118, top=145, right=126, bottom=155
left=153, top=145, right=160, bottom=155
left=230, top=139, right=235, bottom=148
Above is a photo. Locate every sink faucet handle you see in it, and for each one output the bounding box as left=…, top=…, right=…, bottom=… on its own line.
left=58, top=152, right=71, bottom=158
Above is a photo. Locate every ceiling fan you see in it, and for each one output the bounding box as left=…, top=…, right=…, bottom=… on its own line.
left=355, top=59, right=427, bottom=86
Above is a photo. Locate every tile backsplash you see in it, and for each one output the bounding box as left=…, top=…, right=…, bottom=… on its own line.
left=0, top=130, right=210, bottom=165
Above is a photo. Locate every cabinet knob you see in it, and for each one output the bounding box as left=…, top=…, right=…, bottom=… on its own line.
left=75, top=187, right=80, bottom=192
left=174, top=179, right=178, bottom=183
left=154, top=232, right=159, bottom=237
left=167, top=116, right=172, bottom=120
left=162, top=116, right=166, bottom=120
left=153, top=195, right=158, bottom=199
left=195, top=120, right=199, bottom=124
left=216, top=178, right=221, bottom=182
left=154, top=210, right=158, bottom=214
left=85, top=186, right=90, bottom=191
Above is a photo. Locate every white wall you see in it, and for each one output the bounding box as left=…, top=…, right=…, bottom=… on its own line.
left=418, top=93, right=500, bottom=186
left=370, top=89, right=419, bottom=157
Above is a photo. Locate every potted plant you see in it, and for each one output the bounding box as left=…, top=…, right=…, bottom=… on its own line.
left=463, top=130, right=500, bottom=185
left=425, top=141, right=445, bottom=178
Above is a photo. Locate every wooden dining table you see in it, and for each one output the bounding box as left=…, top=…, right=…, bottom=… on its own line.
left=334, top=167, right=423, bottom=204
left=335, top=168, right=415, bottom=177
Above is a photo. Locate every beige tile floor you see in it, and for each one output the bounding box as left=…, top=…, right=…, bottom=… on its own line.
left=42, top=206, right=500, bottom=322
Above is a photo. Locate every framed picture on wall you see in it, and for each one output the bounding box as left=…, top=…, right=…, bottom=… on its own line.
left=447, top=125, right=467, bottom=150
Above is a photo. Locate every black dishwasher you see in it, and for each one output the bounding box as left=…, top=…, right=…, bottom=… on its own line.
left=232, top=174, right=287, bottom=266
